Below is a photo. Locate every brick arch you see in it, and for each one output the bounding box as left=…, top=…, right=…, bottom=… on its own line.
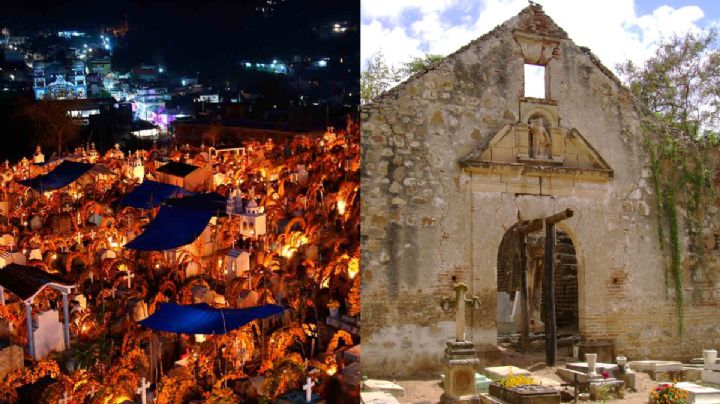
left=495, top=221, right=581, bottom=339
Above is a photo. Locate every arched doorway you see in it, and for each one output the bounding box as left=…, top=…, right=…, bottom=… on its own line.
left=496, top=225, right=579, bottom=342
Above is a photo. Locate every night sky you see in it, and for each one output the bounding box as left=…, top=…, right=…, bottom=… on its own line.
left=1, top=0, right=359, bottom=76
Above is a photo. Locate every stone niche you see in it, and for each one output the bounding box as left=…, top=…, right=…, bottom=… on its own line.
left=461, top=100, right=613, bottom=197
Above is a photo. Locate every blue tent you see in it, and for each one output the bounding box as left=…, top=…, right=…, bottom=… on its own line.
left=139, top=303, right=284, bottom=334
left=17, top=161, right=94, bottom=191
left=119, top=180, right=194, bottom=209
left=124, top=206, right=213, bottom=250
left=165, top=192, right=227, bottom=215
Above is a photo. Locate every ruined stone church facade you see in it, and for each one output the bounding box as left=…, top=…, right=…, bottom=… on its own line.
left=361, top=5, right=720, bottom=377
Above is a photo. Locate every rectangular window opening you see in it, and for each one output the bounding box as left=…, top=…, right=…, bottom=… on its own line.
left=524, top=64, right=545, bottom=99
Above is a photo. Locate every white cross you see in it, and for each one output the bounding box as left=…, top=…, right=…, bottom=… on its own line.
left=303, top=377, right=315, bottom=402
left=137, top=377, right=151, bottom=404
left=59, top=392, right=70, bottom=404
left=125, top=272, right=135, bottom=289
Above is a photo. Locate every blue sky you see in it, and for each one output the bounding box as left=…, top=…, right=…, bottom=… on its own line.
left=361, top=0, right=719, bottom=73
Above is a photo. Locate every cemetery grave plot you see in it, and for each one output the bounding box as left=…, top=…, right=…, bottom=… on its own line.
left=0, top=122, right=360, bottom=402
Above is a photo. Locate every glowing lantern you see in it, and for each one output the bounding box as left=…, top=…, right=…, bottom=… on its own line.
left=337, top=199, right=346, bottom=215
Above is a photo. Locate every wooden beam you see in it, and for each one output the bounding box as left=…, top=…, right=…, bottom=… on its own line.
left=517, top=219, right=543, bottom=235
left=546, top=208, right=574, bottom=225
left=544, top=222, right=557, bottom=366
left=518, top=232, right=530, bottom=352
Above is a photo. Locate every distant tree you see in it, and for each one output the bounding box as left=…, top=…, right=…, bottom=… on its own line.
left=617, top=31, right=720, bottom=140
left=360, top=51, right=401, bottom=104
left=400, top=54, right=445, bottom=76
left=22, top=101, right=80, bottom=156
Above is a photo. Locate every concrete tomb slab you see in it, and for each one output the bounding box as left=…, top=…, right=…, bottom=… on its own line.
left=566, top=362, right=618, bottom=375
left=361, top=391, right=401, bottom=404
left=363, top=379, right=405, bottom=398
left=629, top=360, right=683, bottom=372
left=701, top=369, right=720, bottom=385
left=484, top=366, right=531, bottom=380
left=675, top=382, right=720, bottom=403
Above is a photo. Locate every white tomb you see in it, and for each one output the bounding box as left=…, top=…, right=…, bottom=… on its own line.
left=32, top=310, right=66, bottom=359
left=239, top=200, right=266, bottom=237
left=33, top=146, right=45, bottom=164
left=130, top=155, right=145, bottom=183
left=29, top=249, right=43, bottom=261
left=675, top=382, right=720, bottom=403
left=0, top=252, right=26, bottom=269
left=225, top=248, right=250, bottom=280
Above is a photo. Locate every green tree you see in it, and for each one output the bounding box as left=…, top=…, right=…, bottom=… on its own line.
left=22, top=101, right=80, bottom=156
left=360, top=51, right=401, bottom=104
left=617, top=30, right=720, bottom=140
left=400, top=54, right=445, bottom=76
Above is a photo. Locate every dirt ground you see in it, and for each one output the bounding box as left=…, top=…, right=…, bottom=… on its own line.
left=393, top=348, right=663, bottom=404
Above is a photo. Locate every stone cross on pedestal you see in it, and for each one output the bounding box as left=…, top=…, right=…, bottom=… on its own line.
left=440, top=283, right=481, bottom=342
left=303, top=377, right=315, bottom=402
left=137, top=377, right=151, bottom=404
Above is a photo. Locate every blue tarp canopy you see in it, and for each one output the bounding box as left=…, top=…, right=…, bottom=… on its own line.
left=139, top=303, right=284, bottom=334
left=119, top=180, right=194, bottom=209
left=124, top=206, right=213, bottom=250
left=164, top=192, right=227, bottom=215
left=17, top=161, right=94, bottom=191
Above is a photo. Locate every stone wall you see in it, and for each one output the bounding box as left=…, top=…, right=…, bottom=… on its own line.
left=361, top=5, right=720, bottom=378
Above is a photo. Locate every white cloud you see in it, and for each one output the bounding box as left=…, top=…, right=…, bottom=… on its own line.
left=361, top=0, right=708, bottom=73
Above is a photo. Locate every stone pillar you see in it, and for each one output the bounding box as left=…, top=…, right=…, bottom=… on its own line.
left=24, top=300, right=34, bottom=358
left=61, top=291, right=70, bottom=349
left=0, top=286, right=5, bottom=306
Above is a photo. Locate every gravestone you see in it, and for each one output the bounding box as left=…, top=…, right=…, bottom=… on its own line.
left=32, top=310, right=65, bottom=359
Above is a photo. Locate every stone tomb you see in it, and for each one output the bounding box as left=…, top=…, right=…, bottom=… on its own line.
left=484, top=366, right=531, bottom=380
left=32, top=310, right=65, bottom=359
left=629, top=360, right=685, bottom=381
left=443, top=373, right=492, bottom=393
left=363, top=379, right=405, bottom=398
left=487, top=383, right=560, bottom=404
left=674, top=382, right=720, bottom=403
left=565, top=362, right=618, bottom=376
left=361, top=391, right=401, bottom=404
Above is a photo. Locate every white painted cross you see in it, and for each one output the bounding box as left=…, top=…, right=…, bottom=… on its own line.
left=303, top=377, right=315, bottom=402
left=59, top=392, right=70, bottom=404
left=137, top=377, right=151, bottom=404
left=126, top=271, right=135, bottom=289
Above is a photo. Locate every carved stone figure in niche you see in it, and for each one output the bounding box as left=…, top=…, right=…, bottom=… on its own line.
left=530, top=117, right=551, bottom=159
